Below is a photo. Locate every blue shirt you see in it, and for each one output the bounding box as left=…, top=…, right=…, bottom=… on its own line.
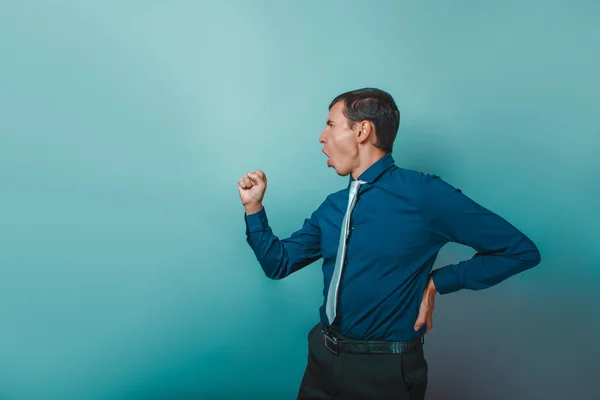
left=244, top=153, right=541, bottom=341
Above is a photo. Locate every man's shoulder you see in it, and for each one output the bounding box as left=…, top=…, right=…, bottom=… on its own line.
left=398, top=167, right=471, bottom=209
left=389, top=166, right=464, bottom=205
left=392, top=165, right=446, bottom=188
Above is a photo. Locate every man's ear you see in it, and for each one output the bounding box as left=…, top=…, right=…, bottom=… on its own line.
left=356, top=120, right=373, bottom=143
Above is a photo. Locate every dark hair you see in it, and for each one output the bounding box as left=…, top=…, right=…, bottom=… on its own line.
left=329, top=87, right=400, bottom=153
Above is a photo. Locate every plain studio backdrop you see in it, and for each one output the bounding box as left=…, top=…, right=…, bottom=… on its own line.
left=1, top=1, right=598, bottom=399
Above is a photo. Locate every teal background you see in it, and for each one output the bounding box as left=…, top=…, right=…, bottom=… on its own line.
left=1, top=1, right=599, bottom=399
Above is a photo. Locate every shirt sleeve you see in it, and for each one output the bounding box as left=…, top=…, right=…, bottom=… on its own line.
left=244, top=204, right=323, bottom=280
left=424, top=175, right=542, bottom=295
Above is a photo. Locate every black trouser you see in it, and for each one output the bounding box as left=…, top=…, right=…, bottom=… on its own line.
left=296, top=322, right=428, bottom=400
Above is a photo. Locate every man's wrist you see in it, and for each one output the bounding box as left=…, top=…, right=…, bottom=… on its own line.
left=426, top=276, right=438, bottom=296
left=244, top=203, right=264, bottom=215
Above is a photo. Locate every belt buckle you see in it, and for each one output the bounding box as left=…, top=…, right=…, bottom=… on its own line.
left=322, top=329, right=339, bottom=355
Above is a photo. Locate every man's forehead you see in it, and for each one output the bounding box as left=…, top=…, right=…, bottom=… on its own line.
left=326, top=115, right=340, bottom=124
left=326, top=102, right=344, bottom=121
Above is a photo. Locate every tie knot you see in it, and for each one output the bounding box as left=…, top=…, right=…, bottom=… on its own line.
left=350, top=180, right=366, bottom=193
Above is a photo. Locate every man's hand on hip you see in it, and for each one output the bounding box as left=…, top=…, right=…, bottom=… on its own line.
left=414, top=277, right=437, bottom=333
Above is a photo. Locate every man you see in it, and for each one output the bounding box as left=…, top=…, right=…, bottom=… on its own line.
left=237, top=88, right=541, bottom=399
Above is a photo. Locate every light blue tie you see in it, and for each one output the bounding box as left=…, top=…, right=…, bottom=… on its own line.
left=325, top=179, right=366, bottom=324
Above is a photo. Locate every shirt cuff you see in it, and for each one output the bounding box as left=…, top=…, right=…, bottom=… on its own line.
left=244, top=207, right=269, bottom=233
left=430, top=266, right=462, bottom=295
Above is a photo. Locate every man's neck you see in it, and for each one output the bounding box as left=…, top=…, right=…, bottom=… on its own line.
left=351, top=151, right=387, bottom=180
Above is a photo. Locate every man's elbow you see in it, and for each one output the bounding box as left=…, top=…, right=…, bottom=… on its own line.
left=517, top=242, right=542, bottom=271
left=259, top=261, right=287, bottom=280
left=263, top=266, right=288, bottom=280
left=260, top=256, right=295, bottom=280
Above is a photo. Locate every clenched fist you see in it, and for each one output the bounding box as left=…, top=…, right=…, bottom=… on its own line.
left=238, top=170, right=267, bottom=214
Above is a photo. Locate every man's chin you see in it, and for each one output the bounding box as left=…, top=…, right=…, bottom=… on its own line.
left=327, top=160, right=347, bottom=176
left=332, top=167, right=348, bottom=176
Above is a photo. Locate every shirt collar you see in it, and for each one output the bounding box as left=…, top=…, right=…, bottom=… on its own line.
left=348, top=153, right=395, bottom=185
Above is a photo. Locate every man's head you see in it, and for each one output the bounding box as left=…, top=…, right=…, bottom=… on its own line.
left=319, top=88, right=400, bottom=179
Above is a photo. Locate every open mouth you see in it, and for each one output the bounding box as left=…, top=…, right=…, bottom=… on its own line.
left=323, top=150, right=331, bottom=166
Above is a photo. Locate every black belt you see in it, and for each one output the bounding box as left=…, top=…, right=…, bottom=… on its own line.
left=321, top=325, right=424, bottom=355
